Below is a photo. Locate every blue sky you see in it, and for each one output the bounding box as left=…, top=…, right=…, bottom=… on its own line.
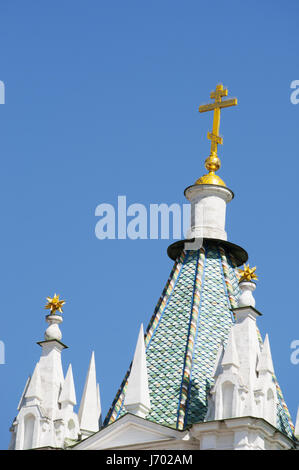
left=0, top=0, right=299, bottom=447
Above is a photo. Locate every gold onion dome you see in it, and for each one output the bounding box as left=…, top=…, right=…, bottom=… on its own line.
left=195, top=170, right=226, bottom=187
left=196, top=84, right=237, bottom=188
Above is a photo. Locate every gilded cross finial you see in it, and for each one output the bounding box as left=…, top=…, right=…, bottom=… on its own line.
left=238, top=264, right=258, bottom=283
left=45, top=293, right=66, bottom=315
left=196, top=84, right=237, bottom=187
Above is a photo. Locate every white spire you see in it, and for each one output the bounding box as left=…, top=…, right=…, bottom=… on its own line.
left=210, top=327, right=244, bottom=420
left=97, top=383, right=102, bottom=427
left=257, top=334, right=274, bottom=375
left=212, top=342, right=224, bottom=379
left=59, top=364, right=76, bottom=408
left=78, top=351, right=99, bottom=436
left=17, top=376, right=30, bottom=411
left=254, top=334, right=277, bottom=426
left=221, top=328, right=240, bottom=371
left=124, top=324, right=151, bottom=418
left=25, top=363, right=42, bottom=403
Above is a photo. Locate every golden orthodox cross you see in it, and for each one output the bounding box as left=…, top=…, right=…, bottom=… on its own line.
left=199, top=84, right=237, bottom=160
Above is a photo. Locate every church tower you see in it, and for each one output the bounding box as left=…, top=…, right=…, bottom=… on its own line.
left=9, top=85, right=298, bottom=450
left=9, top=295, right=102, bottom=449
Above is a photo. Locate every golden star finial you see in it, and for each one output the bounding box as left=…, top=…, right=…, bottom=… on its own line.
left=45, top=293, right=66, bottom=315
left=238, top=264, right=258, bottom=283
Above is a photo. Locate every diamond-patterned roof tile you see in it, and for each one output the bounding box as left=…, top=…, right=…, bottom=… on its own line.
left=104, top=241, right=295, bottom=440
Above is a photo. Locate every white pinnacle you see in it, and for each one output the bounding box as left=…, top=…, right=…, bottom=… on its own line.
left=59, top=364, right=76, bottom=407
left=257, top=334, right=275, bottom=375
left=78, top=352, right=99, bottom=434
left=221, top=328, right=240, bottom=370
left=97, top=383, right=102, bottom=427
left=124, top=324, right=151, bottom=418
left=25, top=362, right=42, bottom=402
left=212, top=342, right=224, bottom=379
left=17, top=376, right=30, bottom=410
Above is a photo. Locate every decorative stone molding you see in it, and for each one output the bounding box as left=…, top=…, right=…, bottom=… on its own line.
left=238, top=281, right=256, bottom=308
left=44, top=314, right=63, bottom=341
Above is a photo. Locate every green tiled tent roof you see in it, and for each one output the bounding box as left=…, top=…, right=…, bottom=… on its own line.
left=104, top=240, right=295, bottom=439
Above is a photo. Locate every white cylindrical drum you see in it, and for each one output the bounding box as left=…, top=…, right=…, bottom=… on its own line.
left=184, top=184, right=233, bottom=241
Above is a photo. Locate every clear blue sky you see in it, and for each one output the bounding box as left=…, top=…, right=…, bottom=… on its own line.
left=0, top=1, right=299, bottom=448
